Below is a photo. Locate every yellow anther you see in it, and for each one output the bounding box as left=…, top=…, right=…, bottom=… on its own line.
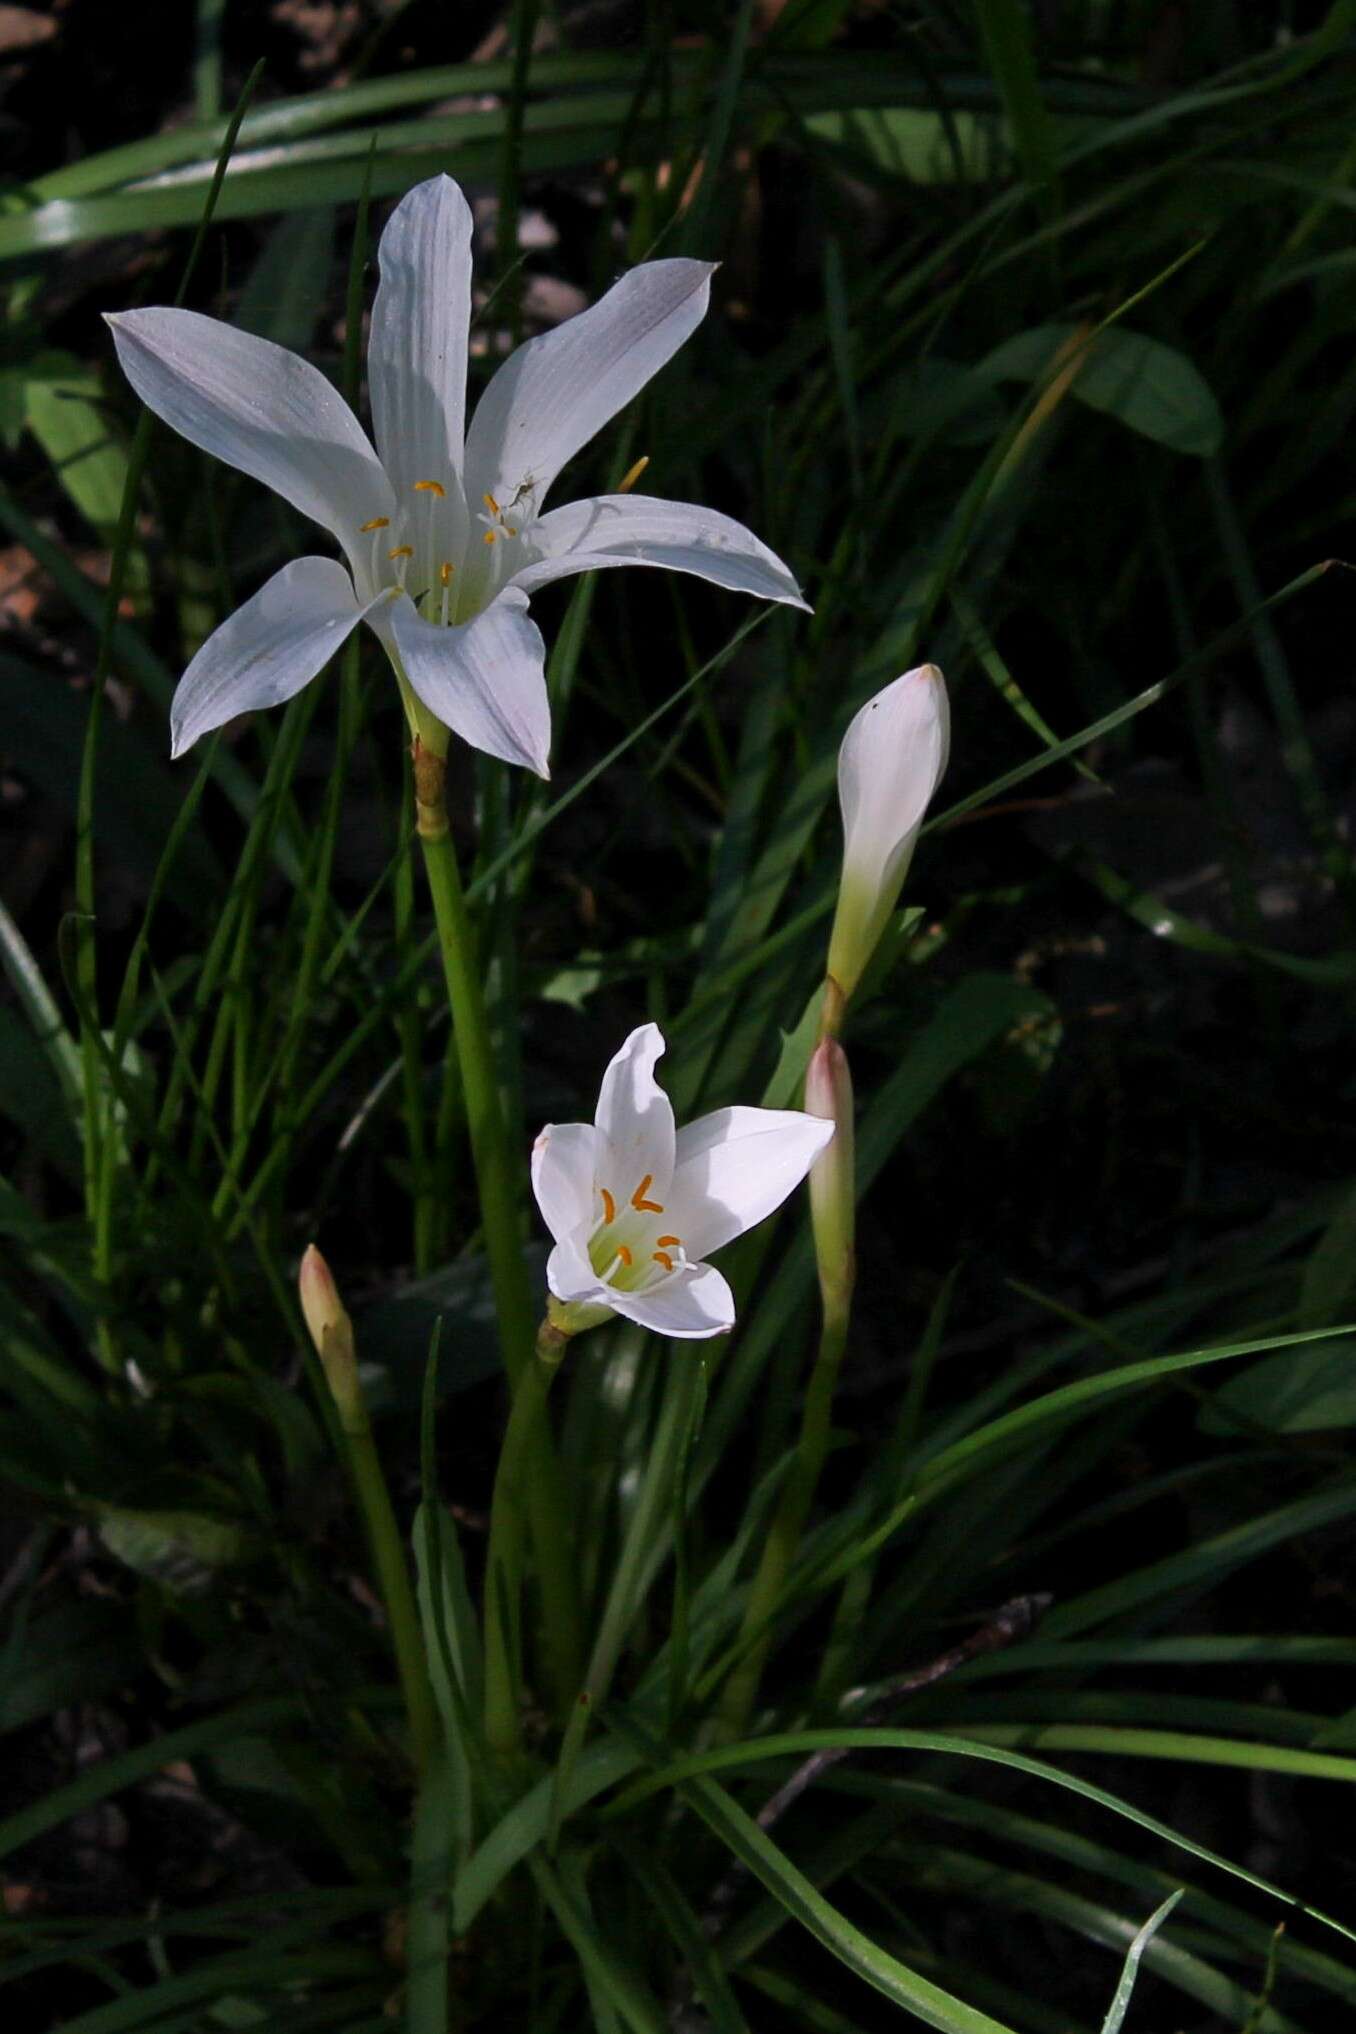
left=505, top=525, right=518, bottom=538
left=359, top=516, right=390, bottom=532
left=632, top=1175, right=664, bottom=1214
left=652, top=1250, right=675, bottom=1272
left=483, top=530, right=497, bottom=545
left=388, top=545, right=414, bottom=560
left=600, top=1188, right=617, bottom=1225
left=440, top=562, right=454, bottom=585
left=413, top=480, right=446, bottom=497
left=483, top=491, right=501, bottom=516
left=617, top=455, right=650, bottom=495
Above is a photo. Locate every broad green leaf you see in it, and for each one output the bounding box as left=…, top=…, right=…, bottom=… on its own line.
left=983, top=324, right=1224, bottom=456
left=1199, top=1338, right=1356, bottom=1435
left=94, top=1503, right=251, bottom=1593
left=24, top=350, right=138, bottom=541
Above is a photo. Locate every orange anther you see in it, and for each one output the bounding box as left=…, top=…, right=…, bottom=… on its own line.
left=599, top=1188, right=616, bottom=1225
left=616, top=1245, right=633, bottom=1267
left=360, top=516, right=390, bottom=532
left=388, top=545, right=414, bottom=560
left=440, top=562, right=454, bottom=584
left=652, top=1250, right=675, bottom=1272
left=414, top=480, right=446, bottom=497
left=656, top=1235, right=680, bottom=1248
left=483, top=530, right=497, bottom=545
left=483, top=492, right=501, bottom=516
left=632, top=1175, right=664, bottom=1213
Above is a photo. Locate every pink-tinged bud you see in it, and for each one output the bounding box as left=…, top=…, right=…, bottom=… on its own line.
left=299, top=1244, right=358, bottom=1406
left=826, top=665, right=949, bottom=1004
left=806, top=1038, right=855, bottom=1317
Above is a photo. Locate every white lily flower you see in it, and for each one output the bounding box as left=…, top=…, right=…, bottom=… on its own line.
left=826, top=663, right=950, bottom=1001
left=106, top=174, right=808, bottom=777
left=531, top=1023, right=833, bottom=1339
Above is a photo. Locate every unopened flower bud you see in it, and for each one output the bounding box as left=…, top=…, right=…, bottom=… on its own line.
left=806, top=1037, right=855, bottom=1319
left=826, top=664, right=949, bottom=1007
left=299, top=1244, right=359, bottom=1413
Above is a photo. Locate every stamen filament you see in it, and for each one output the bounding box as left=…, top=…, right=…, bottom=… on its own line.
left=439, top=561, right=454, bottom=627
left=387, top=542, right=413, bottom=590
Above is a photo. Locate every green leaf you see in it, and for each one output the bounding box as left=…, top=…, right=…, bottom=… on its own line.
left=24, top=351, right=140, bottom=544
left=1101, top=1891, right=1185, bottom=2034
left=94, top=1503, right=251, bottom=1593
left=234, top=206, right=336, bottom=351
left=1199, top=1338, right=1356, bottom=1435
left=984, top=324, right=1224, bottom=456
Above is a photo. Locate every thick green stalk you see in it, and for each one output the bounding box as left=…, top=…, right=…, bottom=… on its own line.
left=483, top=1320, right=569, bottom=1757
left=410, top=741, right=582, bottom=1711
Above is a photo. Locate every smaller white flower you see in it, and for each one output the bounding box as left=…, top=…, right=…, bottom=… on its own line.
left=826, top=664, right=950, bottom=1002
left=532, top=1024, right=833, bottom=1340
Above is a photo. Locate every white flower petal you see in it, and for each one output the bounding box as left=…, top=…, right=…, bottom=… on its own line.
left=828, top=664, right=950, bottom=996
left=105, top=310, right=393, bottom=579
left=607, top=1261, right=735, bottom=1339
left=463, top=260, right=714, bottom=512
left=530, top=1121, right=598, bottom=1245
left=510, top=494, right=809, bottom=610
left=170, top=557, right=380, bottom=758
left=592, top=1023, right=675, bottom=1207
left=669, top=1106, right=834, bottom=1260
left=369, top=176, right=474, bottom=554
left=546, top=1233, right=605, bottom=1306
left=839, top=664, right=950, bottom=878
left=388, top=587, right=551, bottom=778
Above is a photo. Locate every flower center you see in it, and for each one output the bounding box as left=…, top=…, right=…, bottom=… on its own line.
left=356, top=471, right=541, bottom=622
left=588, top=1175, right=686, bottom=1291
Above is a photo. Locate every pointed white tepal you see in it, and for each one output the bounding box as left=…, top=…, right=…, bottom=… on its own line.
left=826, top=664, right=950, bottom=1002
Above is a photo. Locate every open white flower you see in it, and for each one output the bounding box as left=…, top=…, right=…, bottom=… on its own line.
left=106, top=175, right=808, bottom=777
left=826, top=663, right=950, bottom=1001
left=531, top=1024, right=833, bottom=1339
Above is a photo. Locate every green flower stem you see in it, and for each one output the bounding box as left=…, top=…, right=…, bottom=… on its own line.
left=410, top=740, right=582, bottom=1713
left=717, top=1299, right=850, bottom=1736
left=719, top=1023, right=856, bottom=1737
left=323, top=1333, right=440, bottom=1778
left=483, top=1319, right=570, bottom=1758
